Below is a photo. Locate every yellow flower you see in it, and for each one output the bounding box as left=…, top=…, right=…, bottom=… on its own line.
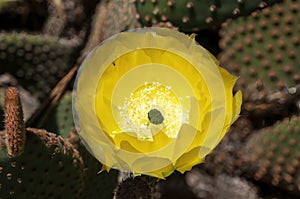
left=73, top=28, right=242, bottom=179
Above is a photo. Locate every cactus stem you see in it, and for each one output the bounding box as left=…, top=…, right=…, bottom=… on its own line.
left=4, top=87, right=26, bottom=157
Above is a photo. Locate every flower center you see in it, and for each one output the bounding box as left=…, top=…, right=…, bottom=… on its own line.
left=118, top=82, right=183, bottom=141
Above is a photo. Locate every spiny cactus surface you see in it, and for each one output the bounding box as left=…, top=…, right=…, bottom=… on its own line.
left=0, top=86, right=85, bottom=199
left=219, top=0, right=300, bottom=92
left=0, top=33, right=81, bottom=100
left=104, top=0, right=139, bottom=37
left=240, top=116, right=300, bottom=196
left=37, top=91, right=119, bottom=199
left=0, top=128, right=84, bottom=199
left=4, top=87, right=25, bottom=157
left=136, top=0, right=281, bottom=31
left=68, top=131, right=118, bottom=199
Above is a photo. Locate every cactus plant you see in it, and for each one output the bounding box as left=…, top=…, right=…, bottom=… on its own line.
left=84, top=0, right=140, bottom=54
left=218, top=0, right=300, bottom=123
left=0, top=33, right=81, bottom=100
left=39, top=91, right=74, bottom=138
left=0, top=87, right=85, bottom=198
left=0, top=128, right=86, bottom=199
left=0, top=128, right=85, bottom=199
left=135, top=0, right=281, bottom=31
left=68, top=130, right=119, bottom=199
left=239, top=115, right=300, bottom=196
left=2, top=0, right=300, bottom=198
left=36, top=90, right=119, bottom=199
left=204, top=117, right=254, bottom=175
left=219, top=0, right=300, bottom=92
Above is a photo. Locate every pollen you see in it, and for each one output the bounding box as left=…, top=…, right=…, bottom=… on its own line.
left=118, top=82, right=183, bottom=140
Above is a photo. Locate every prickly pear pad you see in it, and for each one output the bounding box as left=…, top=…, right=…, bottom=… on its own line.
left=72, top=28, right=242, bottom=178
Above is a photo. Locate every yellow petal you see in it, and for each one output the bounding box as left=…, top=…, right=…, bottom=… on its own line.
left=175, top=146, right=207, bottom=173
left=73, top=27, right=242, bottom=178
left=232, top=91, right=243, bottom=122
left=132, top=157, right=175, bottom=179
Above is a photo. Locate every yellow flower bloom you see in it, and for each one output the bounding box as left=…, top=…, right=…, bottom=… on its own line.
left=73, top=28, right=242, bottom=179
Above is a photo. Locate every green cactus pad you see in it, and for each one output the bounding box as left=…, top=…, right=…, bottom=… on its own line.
left=101, top=0, right=139, bottom=39
left=240, top=116, right=300, bottom=196
left=0, top=33, right=81, bottom=100
left=68, top=131, right=118, bottom=199
left=0, top=128, right=84, bottom=199
left=136, top=0, right=281, bottom=31
left=219, top=0, right=300, bottom=91
left=40, top=92, right=74, bottom=138
left=38, top=92, right=119, bottom=198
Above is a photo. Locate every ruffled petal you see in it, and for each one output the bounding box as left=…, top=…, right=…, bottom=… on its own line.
left=73, top=27, right=242, bottom=179
left=175, top=146, right=207, bottom=173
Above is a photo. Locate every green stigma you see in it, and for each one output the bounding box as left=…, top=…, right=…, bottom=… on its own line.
left=148, top=109, right=164, bottom=125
